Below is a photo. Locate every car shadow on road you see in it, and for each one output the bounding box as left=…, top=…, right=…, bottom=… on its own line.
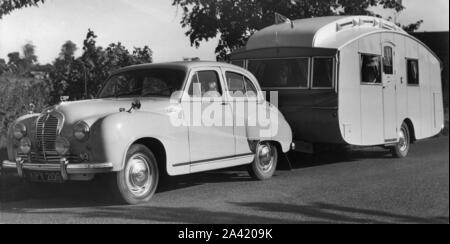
left=0, top=147, right=394, bottom=209
left=1, top=200, right=446, bottom=224
left=0, top=170, right=254, bottom=209
left=230, top=202, right=448, bottom=224
left=286, top=146, right=393, bottom=170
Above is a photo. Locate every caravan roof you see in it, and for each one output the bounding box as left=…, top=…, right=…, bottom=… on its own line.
left=245, top=16, right=409, bottom=50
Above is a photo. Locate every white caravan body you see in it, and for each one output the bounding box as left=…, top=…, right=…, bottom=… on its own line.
left=231, top=16, right=444, bottom=146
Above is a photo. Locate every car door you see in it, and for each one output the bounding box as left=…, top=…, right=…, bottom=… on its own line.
left=223, top=70, right=258, bottom=154
left=181, top=67, right=235, bottom=172
left=382, top=43, right=398, bottom=142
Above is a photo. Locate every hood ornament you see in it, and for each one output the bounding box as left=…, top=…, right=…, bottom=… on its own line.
left=127, top=99, right=141, bottom=113
left=28, top=103, right=36, bottom=114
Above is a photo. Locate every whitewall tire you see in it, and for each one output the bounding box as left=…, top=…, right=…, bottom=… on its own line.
left=248, top=142, right=278, bottom=180
left=391, top=123, right=410, bottom=158
left=110, top=144, right=159, bottom=204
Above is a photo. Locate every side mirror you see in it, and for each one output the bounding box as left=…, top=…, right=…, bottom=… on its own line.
left=170, top=91, right=183, bottom=104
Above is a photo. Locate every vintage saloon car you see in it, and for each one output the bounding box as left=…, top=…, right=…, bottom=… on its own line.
left=1, top=61, right=292, bottom=204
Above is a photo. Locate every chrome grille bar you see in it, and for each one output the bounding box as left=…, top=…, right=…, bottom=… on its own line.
left=35, top=114, right=60, bottom=163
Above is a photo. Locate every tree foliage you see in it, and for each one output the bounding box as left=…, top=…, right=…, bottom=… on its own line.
left=0, top=0, right=45, bottom=18
left=172, top=0, right=407, bottom=60
left=49, top=29, right=153, bottom=102
left=0, top=30, right=154, bottom=146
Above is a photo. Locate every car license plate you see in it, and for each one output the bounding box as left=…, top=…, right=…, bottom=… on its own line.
left=26, top=171, right=63, bottom=183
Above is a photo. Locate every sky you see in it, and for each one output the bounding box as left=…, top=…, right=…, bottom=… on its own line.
left=0, top=0, right=448, bottom=64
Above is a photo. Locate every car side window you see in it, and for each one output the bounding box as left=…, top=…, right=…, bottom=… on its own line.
left=244, top=77, right=257, bottom=97
left=188, top=70, right=222, bottom=98
left=226, top=71, right=257, bottom=98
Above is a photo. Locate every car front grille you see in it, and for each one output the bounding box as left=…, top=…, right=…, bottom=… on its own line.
left=36, top=114, right=59, bottom=154
left=16, top=113, right=81, bottom=165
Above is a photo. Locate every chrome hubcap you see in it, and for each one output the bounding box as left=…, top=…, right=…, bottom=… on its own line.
left=398, top=129, right=408, bottom=152
left=257, top=143, right=274, bottom=172
left=125, top=154, right=152, bottom=197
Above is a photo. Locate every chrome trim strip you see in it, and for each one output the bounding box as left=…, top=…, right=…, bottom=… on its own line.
left=2, top=160, right=16, bottom=169
left=173, top=153, right=255, bottom=167
left=1, top=160, right=114, bottom=174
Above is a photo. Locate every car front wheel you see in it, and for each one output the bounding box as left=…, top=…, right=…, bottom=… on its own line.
left=248, top=142, right=278, bottom=180
left=110, top=144, right=159, bottom=204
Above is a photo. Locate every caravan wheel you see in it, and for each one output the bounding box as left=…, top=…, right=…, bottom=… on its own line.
left=391, top=123, right=410, bottom=158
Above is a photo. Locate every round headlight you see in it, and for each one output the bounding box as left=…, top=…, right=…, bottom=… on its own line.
left=13, top=123, right=27, bottom=140
left=73, top=121, right=90, bottom=141
left=19, top=137, right=32, bottom=154
left=55, top=136, right=70, bottom=155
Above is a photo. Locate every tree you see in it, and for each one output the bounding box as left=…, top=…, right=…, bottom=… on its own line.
left=0, top=59, right=6, bottom=75
left=59, top=40, right=78, bottom=60
left=172, top=0, right=408, bottom=60
left=7, top=51, right=22, bottom=73
left=49, top=29, right=154, bottom=102
left=5, top=42, right=37, bottom=73
left=402, top=20, right=424, bottom=33
left=22, top=42, right=38, bottom=70
left=0, top=0, right=45, bottom=18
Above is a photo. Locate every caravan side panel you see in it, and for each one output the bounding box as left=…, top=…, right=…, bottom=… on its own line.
left=339, top=33, right=385, bottom=146
left=419, top=47, right=433, bottom=138
left=404, top=36, right=443, bottom=140
left=405, top=39, right=422, bottom=139
left=430, top=55, right=445, bottom=135
left=338, top=42, right=362, bottom=145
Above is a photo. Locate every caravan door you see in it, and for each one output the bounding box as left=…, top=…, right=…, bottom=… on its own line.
left=382, top=43, right=398, bottom=142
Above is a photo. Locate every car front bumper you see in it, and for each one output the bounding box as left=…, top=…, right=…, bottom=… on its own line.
left=1, top=157, right=114, bottom=181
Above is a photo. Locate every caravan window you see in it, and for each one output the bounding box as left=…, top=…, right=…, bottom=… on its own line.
left=231, top=60, right=245, bottom=68
left=361, top=54, right=382, bottom=84
left=383, top=46, right=394, bottom=75
left=247, top=58, right=309, bottom=88
left=407, top=59, right=419, bottom=85
left=312, top=57, right=334, bottom=88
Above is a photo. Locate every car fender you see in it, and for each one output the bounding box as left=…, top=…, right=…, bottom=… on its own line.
left=88, top=110, right=189, bottom=174
left=245, top=102, right=292, bottom=153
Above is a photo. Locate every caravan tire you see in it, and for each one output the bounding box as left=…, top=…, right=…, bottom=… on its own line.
left=391, top=123, right=410, bottom=158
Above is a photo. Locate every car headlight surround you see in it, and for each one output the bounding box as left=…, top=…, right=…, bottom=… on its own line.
left=19, top=137, right=32, bottom=154
left=13, top=123, right=27, bottom=140
left=55, top=136, right=70, bottom=155
left=73, top=121, right=90, bottom=141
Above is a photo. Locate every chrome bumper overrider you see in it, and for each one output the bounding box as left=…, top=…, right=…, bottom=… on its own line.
left=1, top=157, right=113, bottom=181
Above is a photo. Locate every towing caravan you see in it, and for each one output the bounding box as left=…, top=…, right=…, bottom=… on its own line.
left=230, top=16, right=444, bottom=157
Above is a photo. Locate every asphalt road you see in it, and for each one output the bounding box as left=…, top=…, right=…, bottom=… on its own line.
left=0, top=136, right=448, bottom=224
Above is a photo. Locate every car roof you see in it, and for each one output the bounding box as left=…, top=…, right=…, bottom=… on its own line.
left=112, top=61, right=243, bottom=75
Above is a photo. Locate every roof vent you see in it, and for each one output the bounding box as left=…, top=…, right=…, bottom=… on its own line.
left=336, top=18, right=358, bottom=31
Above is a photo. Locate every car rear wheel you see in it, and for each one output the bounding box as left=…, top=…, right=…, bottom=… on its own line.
left=110, top=144, right=159, bottom=204
left=248, top=142, right=278, bottom=180
left=391, top=123, right=410, bottom=158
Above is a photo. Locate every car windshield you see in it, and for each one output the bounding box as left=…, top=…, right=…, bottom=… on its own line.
left=98, top=68, right=186, bottom=98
